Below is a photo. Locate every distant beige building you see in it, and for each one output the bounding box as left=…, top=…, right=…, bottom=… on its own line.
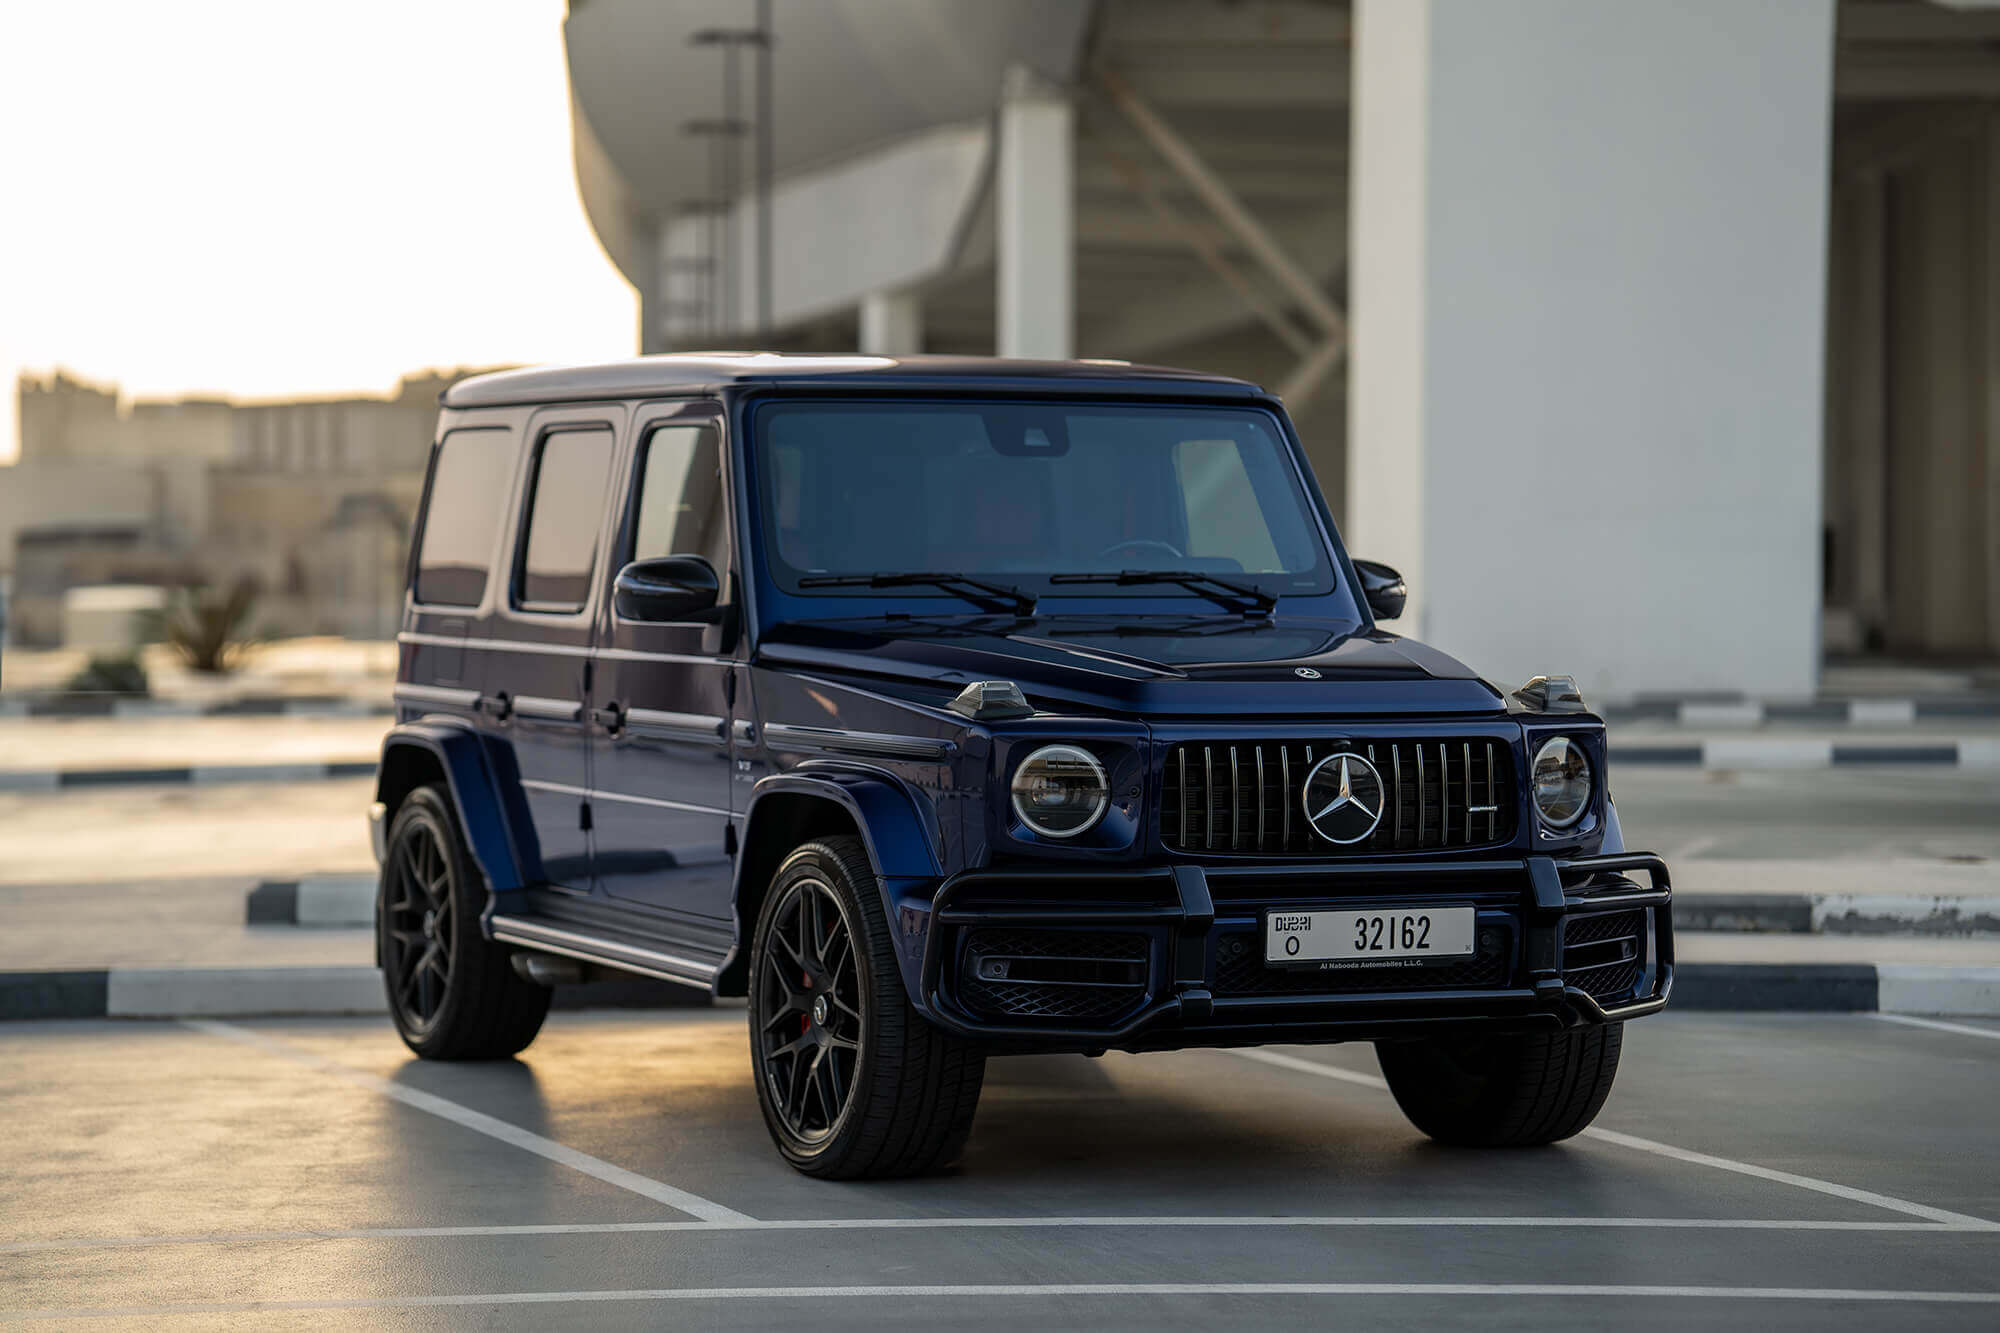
left=2, top=368, right=496, bottom=645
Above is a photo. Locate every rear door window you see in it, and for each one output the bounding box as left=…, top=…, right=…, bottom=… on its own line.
left=413, top=428, right=515, bottom=607
left=516, top=426, right=616, bottom=612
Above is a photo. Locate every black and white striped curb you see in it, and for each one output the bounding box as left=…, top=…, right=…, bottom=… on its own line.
left=247, top=876, right=375, bottom=927
left=1613, top=739, right=1999, bottom=768
left=1676, top=893, right=2000, bottom=936
left=7, top=740, right=1996, bottom=792
left=237, top=878, right=1995, bottom=937
left=0, top=695, right=392, bottom=719
left=1603, top=697, right=2000, bottom=727
left=3, top=962, right=1993, bottom=1021
left=0, top=761, right=378, bottom=790
left=0, top=967, right=713, bottom=1021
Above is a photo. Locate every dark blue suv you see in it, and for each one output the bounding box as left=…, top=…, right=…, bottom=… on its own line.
left=373, top=354, right=1672, bottom=1178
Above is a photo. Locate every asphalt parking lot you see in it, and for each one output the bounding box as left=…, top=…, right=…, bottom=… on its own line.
left=4, top=1008, right=1996, bottom=1327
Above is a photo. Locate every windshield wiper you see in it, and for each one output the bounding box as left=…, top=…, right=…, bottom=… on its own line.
left=1047, top=570, right=1276, bottom=616
left=796, top=572, right=1037, bottom=616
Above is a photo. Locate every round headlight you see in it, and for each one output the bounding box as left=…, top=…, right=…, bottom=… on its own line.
left=1010, top=744, right=1109, bottom=839
left=1530, top=736, right=1593, bottom=829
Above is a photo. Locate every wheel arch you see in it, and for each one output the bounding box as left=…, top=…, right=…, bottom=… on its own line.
left=717, top=771, right=943, bottom=997
left=375, top=721, right=529, bottom=901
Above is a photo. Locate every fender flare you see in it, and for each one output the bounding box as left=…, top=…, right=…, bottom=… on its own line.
left=375, top=720, right=530, bottom=902
left=724, top=767, right=945, bottom=996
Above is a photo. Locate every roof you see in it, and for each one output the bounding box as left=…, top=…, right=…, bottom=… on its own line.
left=441, top=354, right=1265, bottom=410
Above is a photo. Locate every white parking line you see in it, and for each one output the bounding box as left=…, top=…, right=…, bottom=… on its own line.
left=181, top=1019, right=752, bottom=1225
left=1874, top=1013, right=2000, bottom=1043
left=18, top=1282, right=2000, bottom=1319
left=1220, top=1047, right=1996, bottom=1228
left=5, top=1213, right=1997, bottom=1255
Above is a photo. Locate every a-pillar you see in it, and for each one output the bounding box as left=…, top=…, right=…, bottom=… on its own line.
left=1345, top=0, right=1835, bottom=700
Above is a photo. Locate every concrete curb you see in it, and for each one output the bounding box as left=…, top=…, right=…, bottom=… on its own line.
left=246, top=876, right=376, bottom=927
left=6, top=740, right=1996, bottom=791
left=4, top=963, right=1997, bottom=1022
left=1675, top=892, right=2000, bottom=936
left=0, top=695, right=392, bottom=719
left=237, top=882, right=2000, bottom=937
left=1613, top=738, right=1999, bottom=768
left=0, top=967, right=713, bottom=1021
left=1604, top=697, right=2000, bottom=727
left=0, top=760, right=378, bottom=791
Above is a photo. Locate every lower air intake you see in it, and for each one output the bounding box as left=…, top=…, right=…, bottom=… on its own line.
left=956, top=928, right=1151, bottom=1024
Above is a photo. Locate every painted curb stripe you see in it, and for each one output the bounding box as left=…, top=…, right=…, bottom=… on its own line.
left=9, top=963, right=2000, bottom=1022
left=2, top=741, right=1991, bottom=792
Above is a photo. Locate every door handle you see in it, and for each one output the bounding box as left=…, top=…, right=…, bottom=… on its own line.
left=590, top=701, right=625, bottom=733
left=478, top=692, right=512, bottom=721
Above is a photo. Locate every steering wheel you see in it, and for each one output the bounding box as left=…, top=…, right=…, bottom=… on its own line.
left=1093, top=538, right=1185, bottom=565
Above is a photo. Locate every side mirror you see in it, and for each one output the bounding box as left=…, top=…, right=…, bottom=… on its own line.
left=614, top=556, right=719, bottom=622
left=1353, top=559, right=1407, bottom=621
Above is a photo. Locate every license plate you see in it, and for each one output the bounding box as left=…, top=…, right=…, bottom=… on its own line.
left=1265, top=907, right=1476, bottom=969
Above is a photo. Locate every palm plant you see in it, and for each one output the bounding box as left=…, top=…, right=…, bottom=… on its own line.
left=152, top=577, right=262, bottom=674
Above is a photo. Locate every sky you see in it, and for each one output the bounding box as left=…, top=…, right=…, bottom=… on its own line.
left=0, top=0, right=638, bottom=463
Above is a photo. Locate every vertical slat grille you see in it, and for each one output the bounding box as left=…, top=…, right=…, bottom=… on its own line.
left=1160, top=738, right=1515, bottom=856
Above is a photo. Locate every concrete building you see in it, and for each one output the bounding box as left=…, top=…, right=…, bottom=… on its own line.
left=564, top=0, right=2000, bottom=699
left=2, top=369, right=484, bottom=645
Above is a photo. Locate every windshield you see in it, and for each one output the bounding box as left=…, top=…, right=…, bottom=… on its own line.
left=752, top=400, right=1339, bottom=603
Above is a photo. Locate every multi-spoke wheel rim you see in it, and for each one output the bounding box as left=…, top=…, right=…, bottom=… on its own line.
left=756, top=877, right=863, bottom=1145
left=384, top=818, right=454, bottom=1032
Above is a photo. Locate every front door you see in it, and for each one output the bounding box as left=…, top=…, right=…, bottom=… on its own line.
left=487, top=412, right=622, bottom=892
left=588, top=404, right=738, bottom=921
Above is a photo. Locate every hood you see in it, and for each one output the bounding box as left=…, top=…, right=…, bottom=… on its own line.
left=755, top=615, right=1506, bottom=719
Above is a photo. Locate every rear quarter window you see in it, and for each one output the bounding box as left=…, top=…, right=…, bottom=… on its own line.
left=413, top=428, right=516, bottom=607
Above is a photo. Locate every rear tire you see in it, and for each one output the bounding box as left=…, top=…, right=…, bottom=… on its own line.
left=379, top=785, right=550, bottom=1060
left=1375, top=1023, right=1623, bottom=1147
left=748, top=836, right=985, bottom=1179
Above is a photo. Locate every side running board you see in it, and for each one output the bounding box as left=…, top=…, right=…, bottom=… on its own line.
left=489, top=915, right=721, bottom=991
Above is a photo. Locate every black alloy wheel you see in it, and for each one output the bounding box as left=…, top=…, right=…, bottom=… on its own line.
left=755, top=875, right=864, bottom=1144
left=748, top=837, right=986, bottom=1178
left=378, top=786, right=550, bottom=1060
left=383, top=813, right=455, bottom=1034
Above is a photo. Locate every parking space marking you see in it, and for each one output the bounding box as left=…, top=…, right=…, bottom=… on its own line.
left=18, top=1281, right=2000, bottom=1319
left=1221, top=1047, right=1996, bottom=1228
left=1874, top=1013, right=2000, bottom=1043
left=181, top=1019, right=753, bottom=1225
left=6, top=1213, right=1998, bottom=1255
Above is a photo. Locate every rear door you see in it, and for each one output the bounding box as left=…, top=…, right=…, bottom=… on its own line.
left=587, top=402, right=737, bottom=921
left=485, top=408, right=623, bottom=892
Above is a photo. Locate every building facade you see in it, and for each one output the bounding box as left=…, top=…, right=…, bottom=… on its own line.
left=564, top=0, right=1999, bottom=698
left=3, top=369, right=483, bottom=645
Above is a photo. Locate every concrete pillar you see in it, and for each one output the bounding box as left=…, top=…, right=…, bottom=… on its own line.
left=1346, top=0, right=1835, bottom=701
left=997, top=65, right=1073, bottom=359
left=860, top=287, right=924, bottom=356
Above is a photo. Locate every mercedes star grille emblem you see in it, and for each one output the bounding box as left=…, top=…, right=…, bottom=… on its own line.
left=1294, top=667, right=1321, bottom=679
left=1302, top=751, right=1386, bottom=845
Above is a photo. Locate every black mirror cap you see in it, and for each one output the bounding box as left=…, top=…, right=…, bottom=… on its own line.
left=1353, top=558, right=1407, bottom=621
left=614, top=555, right=720, bottom=622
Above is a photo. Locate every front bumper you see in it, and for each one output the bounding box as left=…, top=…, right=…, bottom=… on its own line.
left=917, top=853, right=1672, bottom=1052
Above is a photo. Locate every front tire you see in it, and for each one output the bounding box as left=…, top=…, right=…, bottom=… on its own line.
left=748, top=836, right=985, bottom=1178
left=1376, top=1024, right=1623, bottom=1147
left=379, top=785, right=550, bottom=1060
